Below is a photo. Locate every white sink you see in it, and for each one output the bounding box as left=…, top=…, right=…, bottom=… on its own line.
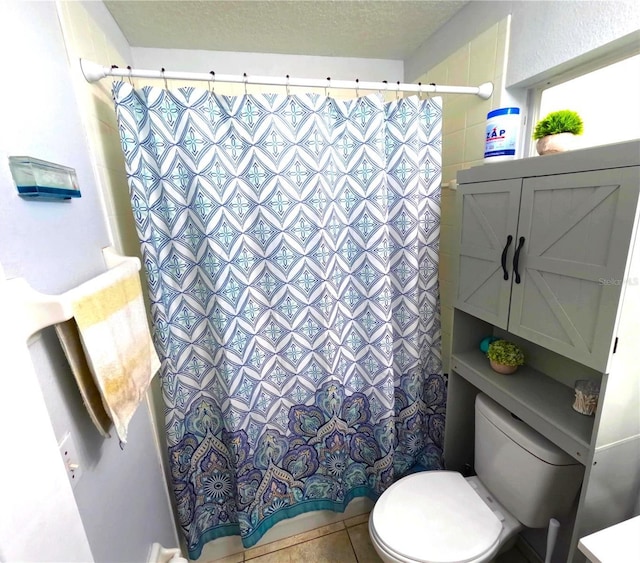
left=578, top=515, right=640, bottom=563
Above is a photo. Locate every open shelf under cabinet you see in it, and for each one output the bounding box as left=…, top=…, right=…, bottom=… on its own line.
left=451, top=350, right=595, bottom=464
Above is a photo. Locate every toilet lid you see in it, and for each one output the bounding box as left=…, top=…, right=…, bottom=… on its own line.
left=371, top=471, right=502, bottom=563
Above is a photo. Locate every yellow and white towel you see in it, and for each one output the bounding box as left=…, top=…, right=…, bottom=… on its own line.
left=56, top=319, right=113, bottom=437
left=56, top=259, right=159, bottom=444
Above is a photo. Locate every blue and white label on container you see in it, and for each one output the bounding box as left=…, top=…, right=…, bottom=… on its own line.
left=485, top=107, right=520, bottom=161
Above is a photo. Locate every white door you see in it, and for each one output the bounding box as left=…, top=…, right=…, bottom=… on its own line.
left=509, top=167, right=640, bottom=370
left=455, top=180, right=521, bottom=328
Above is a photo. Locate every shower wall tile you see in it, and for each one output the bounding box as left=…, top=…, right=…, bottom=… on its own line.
left=439, top=188, right=456, bottom=225
left=447, top=44, right=471, bottom=87
left=469, top=25, right=498, bottom=86
left=464, top=122, right=486, bottom=163
left=417, top=16, right=510, bottom=180
left=467, top=97, right=492, bottom=131
left=438, top=250, right=455, bottom=283
left=57, top=1, right=138, bottom=257
left=439, top=252, right=455, bottom=284
left=95, top=165, right=116, bottom=218
left=440, top=222, right=457, bottom=253
left=442, top=164, right=462, bottom=187
left=94, top=120, right=126, bottom=169
left=63, top=1, right=92, bottom=58
left=441, top=305, right=454, bottom=335
left=56, top=0, right=139, bottom=271
left=427, top=61, right=448, bottom=85
left=441, top=329, right=453, bottom=373
left=443, top=129, right=465, bottom=176
left=102, top=166, right=130, bottom=219
left=438, top=184, right=457, bottom=376
left=497, top=17, right=510, bottom=78
left=92, top=94, right=120, bottom=129
left=415, top=16, right=511, bottom=376
left=439, top=283, right=454, bottom=316
left=442, top=98, right=467, bottom=136
left=423, top=61, right=448, bottom=97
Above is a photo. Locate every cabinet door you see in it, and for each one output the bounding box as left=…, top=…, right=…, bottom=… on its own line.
left=509, top=167, right=640, bottom=371
left=455, top=180, right=521, bottom=328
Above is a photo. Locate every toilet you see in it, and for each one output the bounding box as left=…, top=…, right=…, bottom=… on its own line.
left=369, top=394, right=584, bottom=563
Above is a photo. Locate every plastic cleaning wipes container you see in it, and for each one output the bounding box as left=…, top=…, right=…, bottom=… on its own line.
left=484, top=107, right=520, bottom=163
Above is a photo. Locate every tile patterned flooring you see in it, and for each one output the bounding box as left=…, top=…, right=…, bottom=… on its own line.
left=208, top=513, right=533, bottom=563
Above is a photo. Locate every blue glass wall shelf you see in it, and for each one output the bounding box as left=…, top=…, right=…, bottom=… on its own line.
left=8, top=156, right=81, bottom=200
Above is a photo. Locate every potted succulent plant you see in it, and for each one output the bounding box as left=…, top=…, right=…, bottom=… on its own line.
left=486, top=340, right=524, bottom=375
left=533, top=109, right=584, bottom=155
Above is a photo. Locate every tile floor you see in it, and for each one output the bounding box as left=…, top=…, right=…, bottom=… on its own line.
left=208, top=513, right=533, bottom=563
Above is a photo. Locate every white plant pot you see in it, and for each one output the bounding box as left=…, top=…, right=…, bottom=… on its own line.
left=536, top=132, right=578, bottom=155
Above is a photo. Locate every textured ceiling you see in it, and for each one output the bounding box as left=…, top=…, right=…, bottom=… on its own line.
left=104, top=0, right=468, bottom=60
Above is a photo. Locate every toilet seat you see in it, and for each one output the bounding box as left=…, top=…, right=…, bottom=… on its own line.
left=370, top=471, right=503, bottom=563
left=369, top=523, right=500, bottom=563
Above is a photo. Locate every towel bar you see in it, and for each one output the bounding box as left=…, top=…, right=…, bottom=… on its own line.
left=2, top=246, right=140, bottom=342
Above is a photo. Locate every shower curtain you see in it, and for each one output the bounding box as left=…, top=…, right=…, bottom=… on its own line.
left=113, top=82, right=445, bottom=558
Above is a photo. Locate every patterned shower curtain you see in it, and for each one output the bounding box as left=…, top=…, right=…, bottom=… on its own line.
left=113, top=82, right=445, bottom=558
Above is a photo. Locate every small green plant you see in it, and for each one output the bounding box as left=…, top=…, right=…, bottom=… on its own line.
left=486, top=340, right=525, bottom=367
left=533, top=110, right=584, bottom=139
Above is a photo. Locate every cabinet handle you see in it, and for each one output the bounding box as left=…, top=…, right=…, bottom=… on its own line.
left=513, top=236, right=525, bottom=284
left=500, top=235, right=513, bottom=281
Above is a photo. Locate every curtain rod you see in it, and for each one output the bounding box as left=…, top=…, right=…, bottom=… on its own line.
left=80, top=59, right=493, bottom=99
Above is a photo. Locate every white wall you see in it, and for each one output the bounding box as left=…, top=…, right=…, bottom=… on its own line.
left=0, top=1, right=177, bottom=561
left=405, top=1, right=640, bottom=86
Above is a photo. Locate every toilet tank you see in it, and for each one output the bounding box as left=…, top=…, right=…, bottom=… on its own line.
left=474, top=394, right=584, bottom=528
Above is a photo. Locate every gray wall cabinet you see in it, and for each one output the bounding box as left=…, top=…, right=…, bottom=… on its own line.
left=446, top=140, right=640, bottom=563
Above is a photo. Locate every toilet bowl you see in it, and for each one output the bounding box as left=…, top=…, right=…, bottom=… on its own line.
left=368, top=472, right=521, bottom=563
left=368, top=394, right=584, bottom=563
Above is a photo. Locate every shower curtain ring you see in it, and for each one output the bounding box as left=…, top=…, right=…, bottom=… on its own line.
left=379, top=80, right=388, bottom=100
left=396, top=81, right=400, bottom=101
left=325, top=77, right=331, bottom=98
left=355, top=78, right=360, bottom=98
left=161, top=67, right=168, bottom=89
left=126, top=65, right=134, bottom=86
left=286, top=74, right=290, bottom=97
left=425, top=82, right=434, bottom=102
left=209, top=71, right=215, bottom=94
left=418, top=82, right=422, bottom=100
left=243, top=72, right=248, bottom=96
